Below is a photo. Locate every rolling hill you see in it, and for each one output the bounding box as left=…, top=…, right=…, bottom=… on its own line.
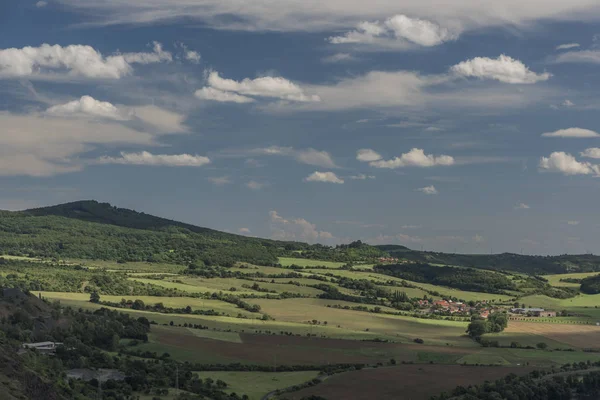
left=0, top=200, right=597, bottom=274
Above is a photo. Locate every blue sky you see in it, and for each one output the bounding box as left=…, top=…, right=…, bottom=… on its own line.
left=2, top=0, right=600, bottom=255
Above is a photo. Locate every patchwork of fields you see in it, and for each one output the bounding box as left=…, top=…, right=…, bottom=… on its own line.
left=7, top=254, right=600, bottom=399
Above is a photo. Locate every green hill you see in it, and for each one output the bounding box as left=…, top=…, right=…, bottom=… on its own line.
left=0, top=201, right=384, bottom=266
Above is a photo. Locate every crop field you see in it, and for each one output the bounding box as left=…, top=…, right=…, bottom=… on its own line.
left=195, top=371, right=320, bottom=400
left=504, top=321, right=600, bottom=349
left=283, top=364, right=538, bottom=400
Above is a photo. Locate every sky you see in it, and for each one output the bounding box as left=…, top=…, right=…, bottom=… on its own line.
left=2, top=1, right=600, bottom=255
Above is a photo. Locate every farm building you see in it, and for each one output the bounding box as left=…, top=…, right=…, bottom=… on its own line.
left=21, top=342, right=63, bottom=354
left=510, top=308, right=556, bottom=317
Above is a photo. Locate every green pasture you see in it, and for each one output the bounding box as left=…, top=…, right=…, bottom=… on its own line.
left=194, top=371, right=320, bottom=400
left=278, top=258, right=346, bottom=268
left=519, top=294, right=600, bottom=320
left=544, top=272, right=599, bottom=288
left=38, top=292, right=259, bottom=318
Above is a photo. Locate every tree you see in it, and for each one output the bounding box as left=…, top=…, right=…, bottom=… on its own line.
left=536, top=342, right=548, bottom=350
left=90, top=291, right=100, bottom=303
left=467, top=320, right=488, bottom=338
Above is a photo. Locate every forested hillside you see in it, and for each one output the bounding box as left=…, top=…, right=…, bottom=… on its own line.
left=377, top=247, right=600, bottom=274
left=0, top=201, right=384, bottom=266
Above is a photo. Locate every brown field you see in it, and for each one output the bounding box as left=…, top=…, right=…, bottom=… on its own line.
left=151, top=326, right=474, bottom=366
left=505, top=321, right=600, bottom=349
left=284, top=364, right=537, bottom=400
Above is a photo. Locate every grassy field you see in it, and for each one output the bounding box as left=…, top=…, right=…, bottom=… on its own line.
left=519, top=294, right=600, bottom=320
left=278, top=257, right=346, bottom=268
left=195, top=371, right=320, bottom=400
left=38, top=292, right=260, bottom=318
left=545, top=272, right=599, bottom=288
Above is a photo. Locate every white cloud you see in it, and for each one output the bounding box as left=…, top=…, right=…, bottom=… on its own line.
left=97, top=151, right=210, bottom=167
left=269, top=210, right=336, bottom=244
left=120, top=41, right=173, bottom=64
left=185, top=50, right=201, bottom=63
left=541, top=127, right=600, bottom=138
left=304, top=171, right=344, bottom=184
left=328, top=14, right=457, bottom=49
left=61, top=1, right=600, bottom=36
left=356, top=149, right=383, bottom=162
left=556, top=43, right=580, bottom=50
left=322, top=53, right=355, bottom=63
left=238, top=227, right=252, bottom=234
left=368, top=148, right=454, bottom=169
left=0, top=42, right=171, bottom=79
left=451, top=54, right=551, bottom=84
left=567, top=220, right=580, bottom=226
left=36, top=1, right=48, bottom=7
left=45, top=96, right=188, bottom=133
left=295, top=149, right=338, bottom=168
left=197, top=71, right=320, bottom=103
left=252, top=146, right=338, bottom=168
left=515, top=202, right=531, bottom=209
left=349, top=174, right=376, bottom=180
left=473, top=234, right=485, bottom=243
left=562, top=99, right=575, bottom=107
left=208, top=176, right=232, bottom=185
left=246, top=180, right=268, bottom=190
left=129, top=105, right=188, bottom=133
left=581, top=148, right=600, bottom=159
left=554, top=50, right=600, bottom=64
left=0, top=111, right=155, bottom=176
left=539, top=152, right=600, bottom=176
left=195, top=87, right=255, bottom=103
left=416, top=185, right=438, bottom=195
left=46, top=95, right=125, bottom=120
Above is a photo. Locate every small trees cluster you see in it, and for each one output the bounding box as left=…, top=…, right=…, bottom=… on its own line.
left=466, top=312, right=508, bottom=338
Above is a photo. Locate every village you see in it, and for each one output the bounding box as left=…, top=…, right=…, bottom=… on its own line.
left=414, top=298, right=557, bottom=320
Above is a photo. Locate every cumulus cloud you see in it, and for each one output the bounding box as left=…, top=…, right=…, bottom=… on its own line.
left=97, top=151, right=210, bottom=167
left=269, top=210, right=336, bottom=244
left=539, top=152, right=600, bottom=176
left=567, top=220, right=580, bottom=226
left=562, top=99, right=575, bottom=107
left=581, top=148, right=600, bottom=159
left=196, top=71, right=320, bottom=103
left=252, top=146, right=338, bottom=168
left=328, top=14, right=457, bottom=49
left=367, top=148, right=454, bottom=169
left=185, top=50, right=201, bottom=63
left=541, top=128, right=600, bottom=138
left=416, top=185, right=438, bottom=195
left=195, top=87, right=255, bottom=103
left=45, top=96, right=188, bottom=133
left=0, top=42, right=171, bottom=79
left=238, top=227, right=252, bottom=234
left=451, top=55, right=551, bottom=84
left=473, top=234, right=485, bottom=243
left=356, top=149, right=383, bottom=162
left=366, top=233, right=422, bottom=245
left=295, top=149, right=338, bottom=168
left=556, top=43, right=580, bottom=50
left=46, top=95, right=125, bottom=120
left=304, top=171, right=344, bottom=184
left=515, top=202, right=531, bottom=209
left=554, top=50, right=600, bottom=64
left=36, top=1, right=48, bottom=7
